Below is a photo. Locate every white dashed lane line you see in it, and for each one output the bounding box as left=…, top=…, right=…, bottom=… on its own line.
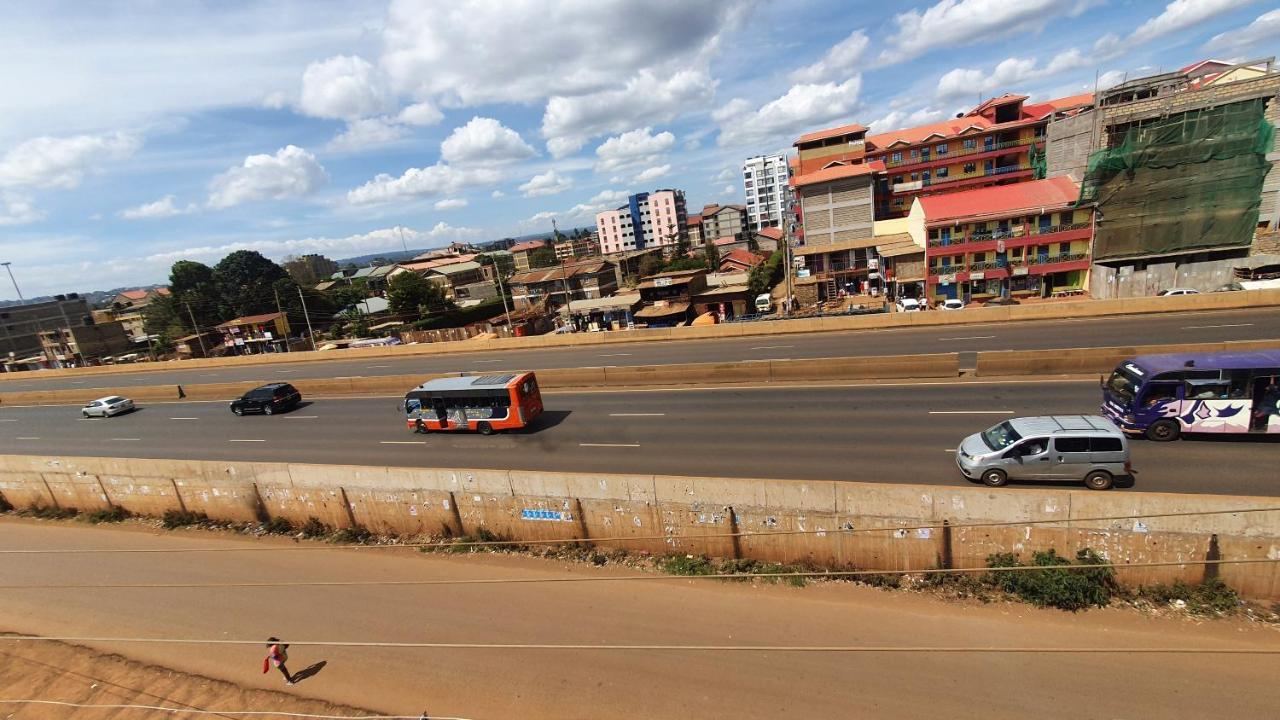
left=579, top=442, right=641, bottom=448
left=284, top=415, right=318, bottom=419
left=938, top=336, right=995, bottom=341
left=750, top=345, right=793, bottom=350
left=110, top=438, right=141, bottom=442
left=928, top=410, right=1013, bottom=415
left=1182, top=323, right=1253, bottom=330
left=228, top=439, right=266, bottom=443
left=380, top=441, right=426, bottom=445
left=609, top=413, right=666, bottom=417
left=15, top=437, right=40, bottom=440
left=598, top=353, right=633, bottom=357
left=170, top=417, right=200, bottom=421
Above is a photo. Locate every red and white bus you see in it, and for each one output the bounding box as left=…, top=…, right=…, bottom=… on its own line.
left=404, top=372, right=543, bottom=435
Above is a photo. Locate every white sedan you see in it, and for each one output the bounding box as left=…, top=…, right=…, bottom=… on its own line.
left=82, top=396, right=135, bottom=418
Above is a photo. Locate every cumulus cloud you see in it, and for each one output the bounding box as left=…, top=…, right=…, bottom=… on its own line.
left=791, top=30, right=869, bottom=83
left=934, top=48, right=1090, bottom=102
left=434, top=198, right=468, bottom=210
left=0, top=192, right=42, bottom=226
left=207, top=145, right=328, bottom=209
left=715, top=77, right=862, bottom=147
left=633, top=164, right=671, bottom=183
left=877, top=0, right=1095, bottom=66
left=519, top=169, right=573, bottom=197
left=119, top=195, right=197, bottom=220
left=1204, top=7, right=1279, bottom=55
left=1095, top=0, right=1258, bottom=60
left=542, top=69, right=715, bottom=157
left=440, top=117, right=537, bottom=165
left=298, top=54, right=394, bottom=120
left=326, top=117, right=409, bottom=152
left=145, top=222, right=482, bottom=266
left=866, top=106, right=949, bottom=133
left=347, top=163, right=503, bottom=205
left=719, top=184, right=736, bottom=197
left=396, top=101, right=444, bottom=127
left=0, top=131, right=141, bottom=189
left=491, top=189, right=506, bottom=199
left=594, top=127, right=675, bottom=173
left=524, top=188, right=632, bottom=226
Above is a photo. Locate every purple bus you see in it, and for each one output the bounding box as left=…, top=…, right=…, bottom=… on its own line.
left=1101, top=350, right=1280, bottom=441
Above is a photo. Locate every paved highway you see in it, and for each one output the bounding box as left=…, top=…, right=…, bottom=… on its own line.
left=2, top=380, right=1277, bottom=496
left=2, top=307, right=1278, bottom=392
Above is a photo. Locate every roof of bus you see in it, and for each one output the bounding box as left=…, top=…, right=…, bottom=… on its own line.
left=410, top=373, right=530, bottom=392
left=1127, top=350, right=1280, bottom=376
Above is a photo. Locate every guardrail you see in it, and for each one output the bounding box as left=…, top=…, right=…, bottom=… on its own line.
left=973, top=339, right=1280, bottom=376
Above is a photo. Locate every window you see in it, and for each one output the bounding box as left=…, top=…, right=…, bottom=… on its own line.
left=891, top=151, right=902, bottom=163
left=1059, top=210, right=1074, bottom=225
left=937, top=143, right=948, bottom=155
left=963, top=163, right=976, bottom=174
left=1034, top=125, right=1046, bottom=137
left=963, top=138, right=976, bottom=150
left=910, top=172, right=919, bottom=181
left=893, top=175, right=903, bottom=184
left=910, top=148, right=920, bottom=158
left=936, top=167, right=949, bottom=178
left=1054, top=437, right=1090, bottom=453
left=1011, top=247, right=1024, bottom=259
left=1058, top=243, right=1070, bottom=254
left=1090, top=437, right=1123, bottom=452
left=928, top=228, right=939, bottom=239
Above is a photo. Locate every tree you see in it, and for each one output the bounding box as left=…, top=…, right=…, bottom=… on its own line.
left=528, top=246, right=557, bottom=269
left=637, top=253, right=663, bottom=278
left=705, top=240, right=721, bottom=271
left=386, top=271, right=447, bottom=318
left=141, top=292, right=184, bottom=336
left=282, top=254, right=339, bottom=286
left=213, top=250, right=289, bottom=319
left=747, top=233, right=761, bottom=254
left=165, top=260, right=221, bottom=333
left=747, top=249, right=785, bottom=297
left=326, top=283, right=370, bottom=313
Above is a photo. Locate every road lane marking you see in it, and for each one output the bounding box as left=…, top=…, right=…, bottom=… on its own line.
left=380, top=440, right=426, bottom=445
left=939, top=335, right=995, bottom=341
left=170, top=417, right=200, bottom=420
left=1181, top=323, right=1253, bottom=330
left=750, top=345, right=793, bottom=350
left=70, top=381, right=85, bottom=384
left=201, top=374, right=220, bottom=377
left=473, top=359, right=503, bottom=364
left=334, top=376, right=365, bottom=379
left=599, top=353, right=633, bottom=357
left=110, top=438, right=141, bottom=441
left=229, top=439, right=265, bottom=443
left=367, top=365, right=392, bottom=368
left=928, top=410, right=1013, bottom=415
left=15, top=437, right=39, bottom=440
left=274, top=370, right=296, bottom=373
left=609, top=413, right=666, bottom=417
left=944, top=448, right=956, bottom=452
left=0, top=419, right=18, bottom=422
left=579, top=442, right=641, bottom=448
left=285, top=415, right=318, bottom=419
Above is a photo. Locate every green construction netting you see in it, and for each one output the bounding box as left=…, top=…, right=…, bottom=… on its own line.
left=1080, top=98, right=1275, bottom=261
left=1029, top=142, right=1047, bottom=180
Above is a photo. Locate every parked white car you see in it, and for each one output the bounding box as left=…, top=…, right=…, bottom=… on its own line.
left=1158, top=288, right=1199, bottom=296
left=941, top=298, right=965, bottom=311
left=82, top=396, right=135, bottom=418
left=896, top=298, right=920, bottom=312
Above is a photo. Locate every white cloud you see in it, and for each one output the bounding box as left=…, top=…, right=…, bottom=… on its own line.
left=791, top=30, right=869, bottom=83
left=119, top=195, right=197, bottom=220
left=440, top=117, right=537, bottom=165
left=719, top=184, right=735, bottom=197
left=326, top=117, right=409, bottom=152
left=207, top=145, right=328, bottom=209
left=935, top=48, right=1089, bottom=102
left=713, top=167, right=737, bottom=183
left=542, top=69, right=714, bottom=157
left=877, top=0, right=1095, bottom=66
left=1131, top=0, right=1257, bottom=46
left=0, top=131, right=141, bottom=189
left=594, top=127, right=675, bottom=172
left=589, top=189, right=630, bottom=206
left=715, top=77, right=862, bottom=147
left=633, top=164, right=671, bottom=183
left=866, top=106, right=949, bottom=133
left=396, top=101, right=444, bottom=127
left=523, top=188, right=631, bottom=227
left=1096, top=69, right=1127, bottom=90
left=0, top=192, right=42, bottom=226
left=519, top=169, right=573, bottom=197
left=1205, top=8, right=1279, bottom=55
left=382, top=0, right=741, bottom=106
left=347, top=163, right=503, bottom=205
left=298, top=54, right=394, bottom=121
left=261, top=91, right=289, bottom=110
left=145, top=222, right=482, bottom=266
left=491, top=189, right=505, bottom=199
left=434, top=198, right=468, bottom=210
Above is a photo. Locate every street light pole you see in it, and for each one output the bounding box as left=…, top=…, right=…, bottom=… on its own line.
left=1, top=262, right=25, bottom=304
left=297, top=286, right=317, bottom=351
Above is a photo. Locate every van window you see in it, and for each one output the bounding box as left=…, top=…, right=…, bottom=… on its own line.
left=1054, top=437, right=1090, bottom=453
left=1089, top=437, right=1123, bottom=452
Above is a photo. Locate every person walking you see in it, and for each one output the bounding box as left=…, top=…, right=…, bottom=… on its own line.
left=265, top=637, right=295, bottom=685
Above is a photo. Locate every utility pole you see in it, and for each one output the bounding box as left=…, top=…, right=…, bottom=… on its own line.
left=272, top=287, right=290, bottom=352
left=1, top=262, right=24, bottom=304
left=297, top=286, right=317, bottom=351
left=184, top=302, right=207, bottom=357
left=784, top=202, right=796, bottom=317
left=560, top=257, right=573, bottom=330
left=492, top=261, right=513, bottom=333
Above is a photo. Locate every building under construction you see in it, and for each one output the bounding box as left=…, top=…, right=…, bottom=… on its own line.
left=1046, top=59, right=1280, bottom=298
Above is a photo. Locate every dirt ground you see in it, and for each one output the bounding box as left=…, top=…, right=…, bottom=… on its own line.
left=1, top=517, right=1279, bottom=719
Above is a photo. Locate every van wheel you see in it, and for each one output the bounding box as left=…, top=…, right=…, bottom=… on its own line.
left=232, top=407, right=243, bottom=416
left=477, top=421, right=494, bottom=436
left=980, top=469, right=1008, bottom=487
left=1146, top=419, right=1179, bottom=442
left=1084, top=470, right=1114, bottom=491
left=263, top=405, right=274, bottom=416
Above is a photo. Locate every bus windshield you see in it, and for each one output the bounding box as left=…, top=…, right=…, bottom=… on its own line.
left=1106, top=369, right=1139, bottom=402
left=981, top=421, right=1022, bottom=451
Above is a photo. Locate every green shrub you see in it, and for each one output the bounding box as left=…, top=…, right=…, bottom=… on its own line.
left=1139, top=578, right=1240, bottom=615
left=84, top=506, right=130, bottom=524
left=161, top=509, right=208, bottom=529
left=658, top=556, right=809, bottom=586
left=660, top=554, right=717, bottom=576
left=919, top=569, right=991, bottom=601
left=300, top=517, right=330, bottom=539
left=985, top=548, right=1117, bottom=611
left=860, top=571, right=903, bottom=590
left=262, top=516, right=294, bottom=535
left=330, top=525, right=373, bottom=544
left=25, top=506, right=79, bottom=520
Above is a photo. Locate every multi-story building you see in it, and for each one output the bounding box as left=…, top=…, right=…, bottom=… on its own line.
left=863, top=93, right=1092, bottom=218
left=554, top=233, right=600, bottom=260
left=790, top=162, right=882, bottom=290
left=107, top=287, right=171, bottom=341
left=215, top=312, right=291, bottom=355
left=915, top=176, right=1093, bottom=304
left=595, top=189, right=688, bottom=254
left=507, top=260, right=619, bottom=309
left=742, top=153, right=791, bottom=230
left=0, top=295, right=93, bottom=369
left=38, top=321, right=132, bottom=365
left=697, top=204, right=748, bottom=243
left=510, top=240, right=550, bottom=272
left=686, top=214, right=703, bottom=246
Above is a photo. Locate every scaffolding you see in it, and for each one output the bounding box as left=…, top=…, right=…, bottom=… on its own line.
left=1080, top=98, right=1275, bottom=261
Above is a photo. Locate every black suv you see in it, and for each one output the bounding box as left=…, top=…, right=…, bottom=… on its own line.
left=230, top=383, right=301, bottom=416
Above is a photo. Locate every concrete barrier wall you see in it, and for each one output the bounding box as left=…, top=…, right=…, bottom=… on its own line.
left=974, top=339, right=1280, bottom=377
left=2, top=454, right=1276, bottom=599
left=7, top=289, right=1280, bottom=384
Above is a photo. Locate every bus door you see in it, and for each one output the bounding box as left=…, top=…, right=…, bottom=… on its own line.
left=432, top=396, right=448, bottom=429
left=1251, top=374, right=1280, bottom=432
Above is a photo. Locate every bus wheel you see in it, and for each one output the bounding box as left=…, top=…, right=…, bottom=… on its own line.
left=1084, top=470, right=1113, bottom=491
left=980, top=469, right=1007, bottom=487
left=477, top=422, right=494, bottom=436
left=1146, top=419, right=1180, bottom=442
left=414, top=419, right=427, bottom=434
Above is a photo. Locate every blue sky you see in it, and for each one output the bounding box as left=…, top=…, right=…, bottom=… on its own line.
left=0, top=0, right=1276, bottom=298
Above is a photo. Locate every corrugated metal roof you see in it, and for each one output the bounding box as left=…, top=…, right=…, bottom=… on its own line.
left=917, top=176, right=1080, bottom=224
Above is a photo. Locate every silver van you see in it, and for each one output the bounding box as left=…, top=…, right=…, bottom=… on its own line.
left=955, top=415, right=1130, bottom=490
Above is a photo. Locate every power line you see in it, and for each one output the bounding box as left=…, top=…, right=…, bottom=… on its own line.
left=2, top=505, right=1275, bottom=555
left=0, top=558, right=1272, bottom=591
left=2, top=636, right=1275, bottom=654
left=0, top=700, right=457, bottom=719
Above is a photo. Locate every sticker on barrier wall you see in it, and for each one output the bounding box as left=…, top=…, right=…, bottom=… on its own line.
left=409, top=505, right=418, bottom=516
left=521, top=509, right=572, bottom=522
left=915, top=528, right=931, bottom=539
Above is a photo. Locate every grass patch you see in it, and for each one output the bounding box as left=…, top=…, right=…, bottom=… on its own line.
left=421, top=527, right=507, bottom=554
left=330, top=525, right=374, bottom=544
left=83, top=506, right=130, bottom=524
left=1138, top=578, right=1240, bottom=616
left=22, top=506, right=79, bottom=520
left=161, top=509, right=209, bottom=529
left=918, top=569, right=992, bottom=601
left=659, top=555, right=809, bottom=587
left=262, top=516, right=294, bottom=535
left=300, top=517, right=330, bottom=539
left=985, top=548, right=1118, bottom=611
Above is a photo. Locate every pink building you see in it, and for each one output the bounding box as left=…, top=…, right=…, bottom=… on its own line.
left=595, top=189, right=688, bottom=255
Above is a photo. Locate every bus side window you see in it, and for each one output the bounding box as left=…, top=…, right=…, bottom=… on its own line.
left=1141, top=383, right=1179, bottom=407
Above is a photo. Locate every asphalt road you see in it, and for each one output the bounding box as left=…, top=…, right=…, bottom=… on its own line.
left=2, top=380, right=1277, bottom=496
left=3, top=307, right=1279, bottom=392
left=2, top=522, right=1276, bottom=720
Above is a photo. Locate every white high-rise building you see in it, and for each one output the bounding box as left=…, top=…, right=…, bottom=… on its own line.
left=742, top=153, right=791, bottom=231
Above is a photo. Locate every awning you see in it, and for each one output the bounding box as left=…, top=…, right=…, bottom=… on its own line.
left=634, top=302, right=690, bottom=319
left=690, top=312, right=717, bottom=326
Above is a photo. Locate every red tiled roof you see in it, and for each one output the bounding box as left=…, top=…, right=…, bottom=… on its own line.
left=719, top=249, right=764, bottom=270
left=755, top=227, right=783, bottom=241
left=1024, top=92, right=1094, bottom=118
left=687, top=214, right=703, bottom=226
left=712, top=236, right=737, bottom=246
left=510, top=239, right=549, bottom=253
left=117, top=289, right=149, bottom=300
left=971, top=94, right=1029, bottom=117
left=795, top=122, right=868, bottom=146
left=792, top=160, right=884, bottom=189
left=916, top=176, right=1081, bottom=225
left=866, top=93, right=1091, bottom=149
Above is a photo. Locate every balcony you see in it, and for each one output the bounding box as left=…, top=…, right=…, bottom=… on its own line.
left=927, top=222, right=1090, bottom=248
left=928, top=252, right=1090, bottom=277
left=882, top=136, right=1041, bottom=169
left=892, top=162, right=1032, bottom=193
left=1026, top=251, right=1088, bottom=266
